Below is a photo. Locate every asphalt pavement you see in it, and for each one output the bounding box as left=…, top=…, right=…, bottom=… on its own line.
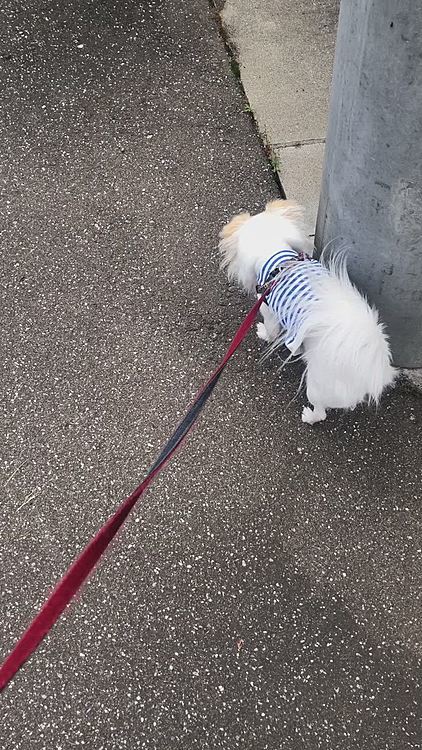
left=1, top=1, right=421, bottom=749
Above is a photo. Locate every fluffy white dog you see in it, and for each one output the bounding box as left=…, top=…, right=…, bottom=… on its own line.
left=219, top=199, right=396, bottom=424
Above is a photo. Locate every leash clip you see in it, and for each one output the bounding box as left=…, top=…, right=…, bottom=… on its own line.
left=297, top=250, right=311, bottom=262
left=256, top=251, right=310, bottom=301
left=256, top=266, right=282, bottom=297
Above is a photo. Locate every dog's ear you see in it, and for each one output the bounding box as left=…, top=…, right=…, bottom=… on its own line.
left=265, top=199, right=304, bottom=221
left=219, top=212, right=250, bottom=240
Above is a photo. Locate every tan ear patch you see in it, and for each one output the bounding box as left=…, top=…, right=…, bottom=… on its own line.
left=265, top=199, right=304, bottom=221
left=219, top=212, right=250, bottom=239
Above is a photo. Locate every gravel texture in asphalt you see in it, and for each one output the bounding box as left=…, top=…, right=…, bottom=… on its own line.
left=1, top=1, right=421, bottom=749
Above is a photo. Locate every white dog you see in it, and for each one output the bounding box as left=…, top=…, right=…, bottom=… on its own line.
left=219, top=200, right=396, bottom=424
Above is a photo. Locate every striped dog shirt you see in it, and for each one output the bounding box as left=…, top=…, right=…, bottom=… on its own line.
left=257, top=247, right=326, bottom=353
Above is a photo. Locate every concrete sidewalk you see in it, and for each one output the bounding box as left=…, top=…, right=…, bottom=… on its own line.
left=1, top=1, right=421, bottom=749
left=220, top=0, right=339, bottom=235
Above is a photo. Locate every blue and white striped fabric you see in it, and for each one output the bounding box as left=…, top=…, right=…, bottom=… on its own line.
left=257, top=246, right=326, bottom=353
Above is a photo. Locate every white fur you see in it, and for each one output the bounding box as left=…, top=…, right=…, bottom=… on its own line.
left=219, top=201, right=396, bottom=424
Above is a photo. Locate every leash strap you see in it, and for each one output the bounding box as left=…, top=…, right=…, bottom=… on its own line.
left=0, top=289, right=272, bottom=692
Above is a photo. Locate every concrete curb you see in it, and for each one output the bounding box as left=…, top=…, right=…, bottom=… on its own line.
left=219, top=0, right=339, bottom=235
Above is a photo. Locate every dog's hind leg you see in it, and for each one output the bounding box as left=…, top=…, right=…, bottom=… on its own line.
left=301, top=404, right=327, bottom=424
left=301, top=377, right=327, bottom=424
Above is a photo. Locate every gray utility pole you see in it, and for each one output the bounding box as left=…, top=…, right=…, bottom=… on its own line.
left=316, top=0, right=422, bottom=367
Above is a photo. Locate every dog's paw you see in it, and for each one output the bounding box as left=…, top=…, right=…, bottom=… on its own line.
left=256, top=322, right=270, bottom=342
left=301, top=406, right=314, bottom=424
left=301, top=406, right=327, bottom=425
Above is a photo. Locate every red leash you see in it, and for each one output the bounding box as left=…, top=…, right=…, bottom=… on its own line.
left=0, top=290, right=271, bottom=692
